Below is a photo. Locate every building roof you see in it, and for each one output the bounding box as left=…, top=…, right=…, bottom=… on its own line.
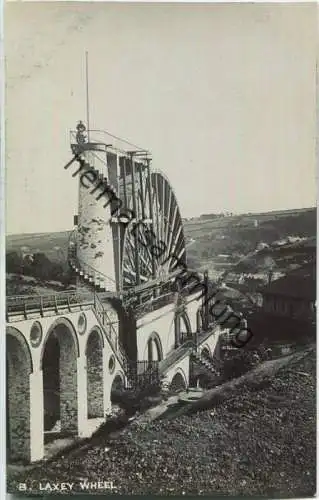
left=261, top=264, right=316, bottom=301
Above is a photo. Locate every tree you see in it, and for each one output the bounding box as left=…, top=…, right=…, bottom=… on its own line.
left=32, top=253, right=53, bottom=281
left=6, top=251, right=22, bottom=274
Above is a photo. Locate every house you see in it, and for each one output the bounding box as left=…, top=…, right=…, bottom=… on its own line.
left=260, top=264, right=316, bottom=321
left=248, top=263, right=316, bottom=344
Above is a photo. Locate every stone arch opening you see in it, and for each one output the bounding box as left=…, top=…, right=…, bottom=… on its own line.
left=145, top=332, right=163, bottom=362
left=110, top=373, right=125, bottom=406
left=86, top=329, right=104, bottom=419
left=41, top=320, right=78, bottom=436
left=7, top=329, right=33, bottom=462
left=196, top=309, right=203, bottom=332
left=170, top=371, right=187, bottom=393
left=179, top=313, right=192, bottom=344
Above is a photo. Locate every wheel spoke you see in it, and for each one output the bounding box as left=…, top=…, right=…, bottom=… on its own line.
left=170, top=222, right=183, bottom=261
left=121, top=170, right=185, bottom=294
left=164, top=187, right=173, bottom=257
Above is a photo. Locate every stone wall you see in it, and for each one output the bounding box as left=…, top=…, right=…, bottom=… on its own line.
left=7, top=335, right=31, bottom=461
left=57, top=326, right=78, bottom=434
left=86, top=330, right=104, bottom=418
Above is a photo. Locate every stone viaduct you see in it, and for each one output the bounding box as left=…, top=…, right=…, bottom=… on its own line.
left=6, top=288, right=224, bottom=463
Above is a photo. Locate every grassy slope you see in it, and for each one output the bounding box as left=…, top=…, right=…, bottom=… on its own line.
left=7, top=348, right=316, bottom=497
left=184, top=208, right=316, bottom=271
left=6, top=231, right=71, bottom=263
left=6, top=208, right=315, bottom=261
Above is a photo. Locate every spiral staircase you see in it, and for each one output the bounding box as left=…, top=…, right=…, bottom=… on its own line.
left=68, top=237, right=117, bottom=295
left=68, top=143, right=120, bottom=294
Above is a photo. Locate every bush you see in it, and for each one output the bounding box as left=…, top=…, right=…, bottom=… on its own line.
left=6, top=250, right=74, bottom=286
left=6, top=251, right=22, bottom=274
left=220, top=349, right=260, bottom=383
left=32, top=253, right=54, bottom=281
left=115, top=380, right=162, bottom=415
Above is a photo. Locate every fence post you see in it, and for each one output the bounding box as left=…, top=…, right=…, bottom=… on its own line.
left=23, top=301, right=27, bottom=320
left=67, top=294, right=71, bottom=312
left=54, top=295, right=58, bottom=313
left=40, top=296, right=44, bottom=316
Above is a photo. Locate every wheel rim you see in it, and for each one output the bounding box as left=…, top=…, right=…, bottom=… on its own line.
left=121, top=170, right=186, bottom=291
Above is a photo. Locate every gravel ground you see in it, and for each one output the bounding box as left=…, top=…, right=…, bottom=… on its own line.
left=7, top=348, right=316, bottom=497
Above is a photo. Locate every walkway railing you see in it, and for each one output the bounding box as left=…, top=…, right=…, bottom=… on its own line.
left=133, top=291, right=177, bottom=318
left=70, top=129, right=150, bottom=157
left=6, top=290, right=94, bottom=320
left=6, top=288, right=129, bottom=371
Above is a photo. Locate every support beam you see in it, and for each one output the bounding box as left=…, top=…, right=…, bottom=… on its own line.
left=29, top=369, right=44, bottom=462
left=146, top=159, right=156, bottom=281
left=77, top=352, right=88, bottom=437
left=203, top=271, right=209, bottom=330
left=130, top=153, right=141, bottom=287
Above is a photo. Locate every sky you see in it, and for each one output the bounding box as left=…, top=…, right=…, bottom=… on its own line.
left=5, top=2, right=317, bottom=235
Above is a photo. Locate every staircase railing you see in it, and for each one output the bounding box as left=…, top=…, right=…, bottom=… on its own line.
left=191, top=350, right=220, bottom=377
left=93, top=292, right=119, bottom=350
left=68, top=235, right=117, bottom=293
left=93, top=293, right=161, bottom=389
left=93, top=292, right=129, bottom=372
left=77, top=257, right=117, bottom=291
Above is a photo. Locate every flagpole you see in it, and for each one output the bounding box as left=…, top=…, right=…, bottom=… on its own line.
left=85, top=51, right=90, bottom=141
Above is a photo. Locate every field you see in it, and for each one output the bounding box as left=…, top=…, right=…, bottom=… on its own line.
left=184, top=207, right=316, bottom=274
left=6, top=208, right=316, bottom=270
left=6, top=207, right=316, bottom=301
left=6, top=231, right=71, bottom=264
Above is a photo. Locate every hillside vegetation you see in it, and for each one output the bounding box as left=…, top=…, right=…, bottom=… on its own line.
left=184, top=207, right=316, bottom=274
left=5, top=208, right=316, bottom=296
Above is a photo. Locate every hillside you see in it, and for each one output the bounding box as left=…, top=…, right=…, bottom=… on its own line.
left=5, top=208, right=316, bottom=298
left=184, top=207, right=316, bottom=276
left=6, top=208, right=316, bottom=268
left=7, top=346, right=316, bottom=497
left=6, top=231, right=71, bottom=263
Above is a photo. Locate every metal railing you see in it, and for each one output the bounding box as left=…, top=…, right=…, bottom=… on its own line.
left=133, top=291, right=177, bottom=318
left=159, top=340, right=194, bottom=374
left=93, top=293, right=131, bottom=374
left=76, top=257, right=117, bottom=291
left=6, top=288, right=129, bottom=368
left=93, top=293, right=119, bottom=350
left=6, top=290, right=94, bottom=319
left=69, top=234, right=182, bottom=299
left=69, top=132, right=109, bottom=176
left=70, top=129, right=150, bottom=157
left=125, top=360, right=160, bottom=390
left=6, top=280, right=134, bottom=383
left=68, top=237, right=117, bottom=293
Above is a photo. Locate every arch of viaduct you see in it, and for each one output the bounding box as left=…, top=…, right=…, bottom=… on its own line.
left=6, top=291, right=223, bottom=463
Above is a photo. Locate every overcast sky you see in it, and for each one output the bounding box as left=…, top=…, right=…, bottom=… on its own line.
left=5, top=2, right=317, bottom=235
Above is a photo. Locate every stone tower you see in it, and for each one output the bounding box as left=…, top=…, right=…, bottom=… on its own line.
left=70, top=122, right=123, bottom=293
